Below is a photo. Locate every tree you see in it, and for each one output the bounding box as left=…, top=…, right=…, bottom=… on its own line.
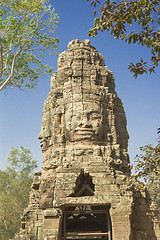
left=134, top=130, right=160, bottom=218
left=0, top=146, right=37, bottom=240
left=0, top=0, right=59, bottom=91
left=86, top=0, right=160, bottom=78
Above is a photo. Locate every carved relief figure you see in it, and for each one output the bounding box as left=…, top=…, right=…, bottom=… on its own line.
left=65, top=100, right=104, bottom=143
left=38, top=101, right=52, bottom=152
left=38, top=39, right=130, bottom=168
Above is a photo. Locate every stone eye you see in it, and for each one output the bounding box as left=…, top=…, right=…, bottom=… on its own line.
left=76, top=115, right=81, bottom=120
left=89, top=114, right=101, bottom=120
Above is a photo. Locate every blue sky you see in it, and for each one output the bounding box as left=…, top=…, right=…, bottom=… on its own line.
left=0, top=0, right=160, bottom=171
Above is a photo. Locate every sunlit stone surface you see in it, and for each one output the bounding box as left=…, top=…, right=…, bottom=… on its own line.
left=15, top=40, right=160, bottom=240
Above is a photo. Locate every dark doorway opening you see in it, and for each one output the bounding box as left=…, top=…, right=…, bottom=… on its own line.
left=61, top=205, right=112, bottom=240
left=69, top=171, right=95, bottom=197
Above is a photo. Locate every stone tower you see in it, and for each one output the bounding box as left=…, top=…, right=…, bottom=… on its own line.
left=15, top=40, right=160, bottom=240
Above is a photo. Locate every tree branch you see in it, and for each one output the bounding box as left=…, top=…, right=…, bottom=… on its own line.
left=0, top=38, right=3, bottom=78
left=3, top=42, right=13, bottom=57
left=0, top=47, right=22, bottom=91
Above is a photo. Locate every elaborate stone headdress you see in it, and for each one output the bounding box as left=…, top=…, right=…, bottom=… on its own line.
left=39, top=39, right=130, bottom=173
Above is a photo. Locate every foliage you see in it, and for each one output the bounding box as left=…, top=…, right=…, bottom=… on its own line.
left=0, top=146, right=37, bottom=240
left=0, top=0, right=59, bottom=91
left=134, top=131, right=160, bottom=217
left=86, top=0, right=160, bottom=78
left=135, top=144, right=160, bottom=181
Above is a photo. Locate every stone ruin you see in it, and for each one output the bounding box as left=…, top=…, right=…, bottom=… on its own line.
left=15, top=39, right=160, bottom=240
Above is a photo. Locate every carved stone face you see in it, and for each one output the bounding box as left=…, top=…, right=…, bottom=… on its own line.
left=38, top=119, right=51, bottom=152
left=65, top=101, right=104, bottom=142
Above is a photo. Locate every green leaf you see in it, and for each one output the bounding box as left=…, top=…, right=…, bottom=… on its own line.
left=0, top=0, right=59, bottom=91
left=0, top=146, right=37, bottom=239
left=86, top=0, right=160, bottom=78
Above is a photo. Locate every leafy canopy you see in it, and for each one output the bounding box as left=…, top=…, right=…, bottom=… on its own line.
left=86, top=0, right=160, bottom=78
left=134, top=130, right=160, bottom=218
left=0, top=0, right=59, bottom=91
left=0, top=146, right=37, bottom=240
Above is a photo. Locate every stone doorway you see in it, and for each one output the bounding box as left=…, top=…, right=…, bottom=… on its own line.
left=61, top=205, right=112, bottom=240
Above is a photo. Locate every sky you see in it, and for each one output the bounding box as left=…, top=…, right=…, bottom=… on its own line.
left=0, top=0, right=160, bottom=171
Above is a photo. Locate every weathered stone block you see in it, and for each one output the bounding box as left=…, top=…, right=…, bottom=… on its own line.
left=44, top=210, right=59, bottom=218
left=43, top=218, right=59, bottom=230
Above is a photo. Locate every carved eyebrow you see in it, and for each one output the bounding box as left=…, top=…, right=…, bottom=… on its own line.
left=87, top=111, right=101, bottom=117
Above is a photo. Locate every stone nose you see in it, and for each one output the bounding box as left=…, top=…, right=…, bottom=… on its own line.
left=78, top=116, right=92, bottom=128
left=38, top=131, right=42, bottom=140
